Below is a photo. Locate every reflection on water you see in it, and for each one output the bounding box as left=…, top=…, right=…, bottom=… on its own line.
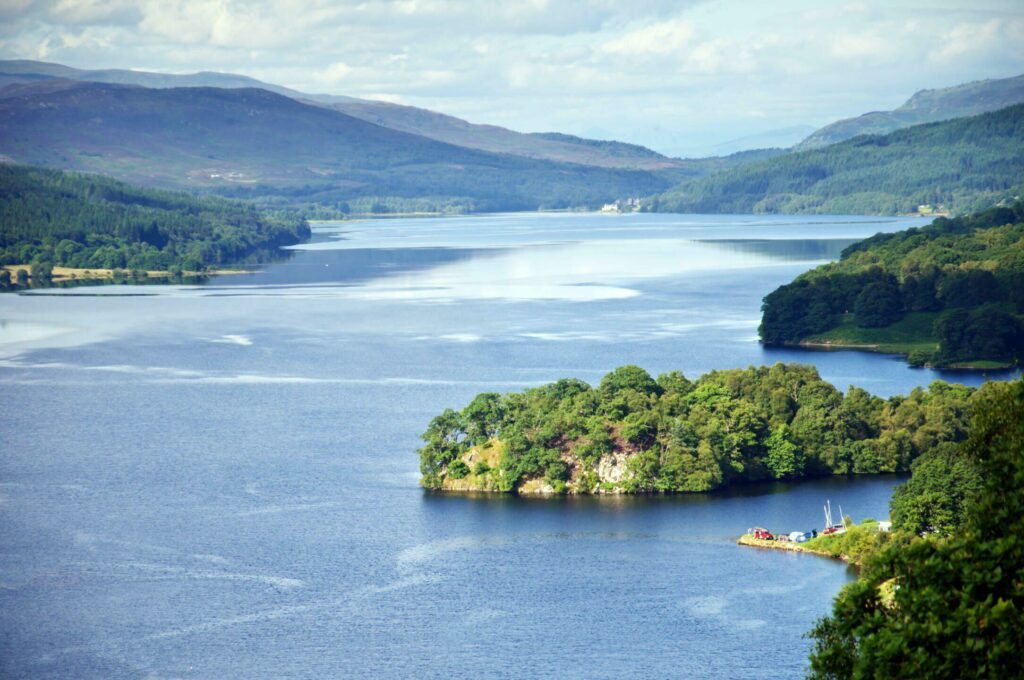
left=219, top=244, right=493, bottom=287
left=699, top=237, right=859, bottom=261
left=341, top=238, right=853, bottom=301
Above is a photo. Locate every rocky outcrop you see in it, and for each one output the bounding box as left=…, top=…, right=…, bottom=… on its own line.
left=436, top=438, right=638, bottom=495
left=595, top=451, right=631, bottom=485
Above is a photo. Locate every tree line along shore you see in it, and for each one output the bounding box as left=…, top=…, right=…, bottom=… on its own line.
left=0, top=164, right=310, bottom=290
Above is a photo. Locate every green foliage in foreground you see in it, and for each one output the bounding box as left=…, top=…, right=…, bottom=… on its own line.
left=419, top=363, right=978, bottom=494
left=0, top=164, right=311, bottom=275
left=760, top=202, right=1024, bottom=366
left=648, top=103, right=1024, bottom=215
left=808, top=378, right=1024, bottom=679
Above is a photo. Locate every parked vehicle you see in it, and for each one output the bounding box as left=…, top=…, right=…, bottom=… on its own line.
left=750, top=527, right=774, bottom=540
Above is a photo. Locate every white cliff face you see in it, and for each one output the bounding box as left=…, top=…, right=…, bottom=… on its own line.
left=596, top=451, right=631, bottom=485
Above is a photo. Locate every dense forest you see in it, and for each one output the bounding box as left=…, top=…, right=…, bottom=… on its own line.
left=0, top=164, right=310, bottom=282
left=760, top=202, right=1024, bottom=367
left=807, top=377, right=1023, bottom=678
left=419, top=363, right=977, bottom=495
left=646, top=104, right=1024, bottom=215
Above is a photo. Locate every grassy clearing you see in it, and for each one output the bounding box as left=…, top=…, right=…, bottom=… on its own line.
left=801, top=312, right=1018, bottom=369
left=802, top=312, right=940, bottom=355
left=942, top=359, right=1016, bottom=370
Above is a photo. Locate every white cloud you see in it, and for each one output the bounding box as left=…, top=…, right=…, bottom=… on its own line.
left=927, top=18, right=1004, bottom=63
left=504, top=62, right=533, bottom=90
left=684, top=38, right=755, bottom=74
left=830, top=32, right=887, bottom=60
left=322, top=61, right=354, bottom=83
left=48, top=0, right=140, bottom=25
left=602, top=18, right=694, bottom=55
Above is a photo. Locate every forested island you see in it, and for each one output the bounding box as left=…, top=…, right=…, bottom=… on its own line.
left=0, top=164, right=310, bottom=287
left=419, top=363, right=976, bottom=495
left=760, top=202, right=1024, bottom=368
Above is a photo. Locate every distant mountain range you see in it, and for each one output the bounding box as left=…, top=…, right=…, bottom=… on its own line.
left=0, top=59, right=684, bottom=172
left=648, top=104, right=1024, bottom=215
left=0, top=60, right=791, bottom=210
left=0, top=59, right=1021, bottom=214
left=0, top=79, right=693, bottom=211
left=796, top=73, right=1024, bottom=149
left=0, top=59, right=362, bottom=102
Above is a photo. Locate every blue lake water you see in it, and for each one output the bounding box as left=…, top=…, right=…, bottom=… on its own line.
left=0, top=212, right=1018, bottom=678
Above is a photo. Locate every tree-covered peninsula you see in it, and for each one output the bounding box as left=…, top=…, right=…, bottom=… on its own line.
left=731, top=376, right=1023, bottom=676
left=0, top=164, right=310, bottom=286
left=807, top=377, right=1023, bottom=679
left=760, top=202, right=1024, bottom=368
left=419, top=363, right=977, bottom=495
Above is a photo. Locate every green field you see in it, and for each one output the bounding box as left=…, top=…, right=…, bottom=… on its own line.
left=802, top=312, right=940, bottom=354
left=802, top=312, right=1018, bottom=369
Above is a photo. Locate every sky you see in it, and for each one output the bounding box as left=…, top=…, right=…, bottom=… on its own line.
left=2, top=0, right=1023, bottom=157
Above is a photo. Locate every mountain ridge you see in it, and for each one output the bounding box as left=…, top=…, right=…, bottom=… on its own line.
left=0, top=59, right=682, bottom=171
left=0, top=80, right=677, bottom=211
left=796, top=73, right=1024, bottom=149
left=648, top=103, right=1024, bottom=216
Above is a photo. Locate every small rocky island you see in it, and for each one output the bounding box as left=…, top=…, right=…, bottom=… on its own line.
left=418, top=363, right=976, bottom=495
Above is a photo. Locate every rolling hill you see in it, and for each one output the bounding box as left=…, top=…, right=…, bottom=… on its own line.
left=320, top=100, right=684, bottom=170
left=0, top=80, right=677, bottom=211
left=647, top=104, right=1024, bottom=215
left=0, top=58, right=361, bottom=103
left=796, top=73, right=1024, bottom=150
left=0, top=163, right=310, bottom=275
left=0, top=59, right=686, bottom=172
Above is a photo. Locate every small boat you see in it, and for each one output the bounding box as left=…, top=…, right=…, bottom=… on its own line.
left=822, top=500, right=848, bottom=535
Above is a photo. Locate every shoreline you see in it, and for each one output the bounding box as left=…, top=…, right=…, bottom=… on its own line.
left=788, top=340, right=1015, bottom=372
left=1, top=264, right=252, bottom=289
left=736, top=534, right=850, bottom=563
